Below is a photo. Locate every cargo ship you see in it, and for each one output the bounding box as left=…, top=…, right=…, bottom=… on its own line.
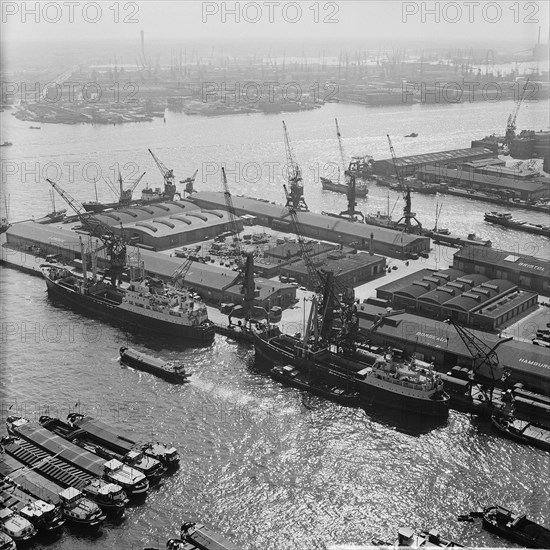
left=65, top=414, right=180, bottom=470
left=321, top=176, right=369, bottom=198
left=254, top=327, right=450, bottom=417
left=484, top=211, right=550, bottom=238
left=42, top=264, right=215, bottom=343
left=0, top=451, right=111, bottom=527
left=5, top=417, right=149, bottom=499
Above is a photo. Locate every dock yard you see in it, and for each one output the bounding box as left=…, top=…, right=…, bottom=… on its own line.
left=2, top=6, right=550, bottom=550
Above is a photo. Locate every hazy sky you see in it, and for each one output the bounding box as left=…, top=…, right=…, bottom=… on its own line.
left=1, top=1, right=548, bottom=47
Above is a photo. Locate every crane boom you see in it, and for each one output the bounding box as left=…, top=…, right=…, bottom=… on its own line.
left=335, top=118, right=347, bottom=180
left=221, top=167, right=242, bottom=256
left=505, top=77, right=530, bottom=148
left=46, top=178, right=126, bottom=285
left=128, top=172, right=147, bottom=193
left=282, top=121, right=308, bottom=211
left=387, top=134, right=403, bottom=187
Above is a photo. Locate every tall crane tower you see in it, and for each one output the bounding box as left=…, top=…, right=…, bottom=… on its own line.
left=222, top=167, right=255, bottom=315
left=282, top=121, right=308, bottom=212
left=504, top=77, right=530, bottom=151
left=148, top=149, right=177, bottom=200
left=335, top=118, right=363, bottom=221
left=387, top=134, right=422, bottom=234
left=46, top=179, right=126, bottom=286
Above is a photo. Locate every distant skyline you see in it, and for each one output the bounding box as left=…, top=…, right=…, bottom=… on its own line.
left=2, top=1, right=548, bottom=47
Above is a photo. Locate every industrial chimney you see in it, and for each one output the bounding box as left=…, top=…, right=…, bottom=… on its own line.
left=369, top=233, right=374, bottom=256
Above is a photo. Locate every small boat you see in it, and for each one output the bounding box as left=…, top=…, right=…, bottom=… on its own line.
left=404, top=132, right=418, bottom=138
left=0, top=142, right=12, bottom=147
left=0, top=532, right=16, bottom=550
left=481, top=505, right=550, bottom=548
left=270, top=365, right=360, bottom=407
left=0, top=508, right=37, bottom=544
left=491, top=414, right=550, bottom=452
left=119, top=346, right=190, bottom=384
left=29, top=126, right=41, bottom=129
left=180, top=521, right=243, bottom=550
left=396, top=527, right=463, bottom=547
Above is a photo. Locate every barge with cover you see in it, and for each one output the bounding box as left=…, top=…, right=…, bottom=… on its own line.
left=0, top=450, right=109, bottom=527
left=0, top=508, right=36, bottom=545
left=491, top=414, right=550, bottom=452
left=484, top=211, right=550, bottom=237
left=5, top=417, right=148, bottom=498
left=39, top=416, right=167, bottom=484
left=66, top=413, right=180, bottom=470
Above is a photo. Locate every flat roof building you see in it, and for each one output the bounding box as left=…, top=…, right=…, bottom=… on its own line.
left=453, top=246, right=550, bottom=297
left=372, top=147, right=496, bottom=177
left=189, top=192, right=430, bottom=259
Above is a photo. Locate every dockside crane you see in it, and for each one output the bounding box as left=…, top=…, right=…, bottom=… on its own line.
left=221, top=167, right=255, bottom=316
left=104, top=169, right=146, bottom=204
left=444, top=317, right=512, bottom=402
left=46, top=178, right=127, bottom=286
left=335, top=118, right=364, bottom=222
left=387, top=134, right=422, bottom=234
left=504, top=77, right=530, bottom=152
left=282, top=121, right=308, bottom=212
left=148, top=149, right=178, bottom=199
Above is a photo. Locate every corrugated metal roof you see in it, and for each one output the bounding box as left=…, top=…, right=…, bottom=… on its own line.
left=95, top=201, right=199, bottom=226
left=376, top=147, right=493, bottom=167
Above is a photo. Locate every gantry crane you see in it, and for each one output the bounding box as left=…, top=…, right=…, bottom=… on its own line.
left=282, top=121, right=308, bottom=212
left=504, top=77, right=530, bottom=152
left=46, top=178, right=126, bottom=286
left=444, top=317, right=512, bottom=402
left=148, top=149, right=177, bottom=199
left=387, top=134, right=422, bottom=234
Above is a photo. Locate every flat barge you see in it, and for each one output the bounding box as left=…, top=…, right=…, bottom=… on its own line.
left=491, top=415, right=550, bottom=453
left=180, top=521, right=243, bottom=550
left=484, top=211, right=550, bottom=238
left=119, top=346, right=190, bottom=384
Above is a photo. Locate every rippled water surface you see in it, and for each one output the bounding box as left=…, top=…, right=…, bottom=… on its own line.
left=1, top=101, right=549, bottom=549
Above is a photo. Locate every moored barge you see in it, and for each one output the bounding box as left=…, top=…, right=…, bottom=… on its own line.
left=119, top=346, right=190, bottom=383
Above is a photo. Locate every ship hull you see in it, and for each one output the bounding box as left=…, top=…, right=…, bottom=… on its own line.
left=254, top=332, right=449, bottom=417
left=119, top=348, right=188, bottom=383
left=44, top=275, right=215, bottom=343
left=321, top=180, right=369, bottom=198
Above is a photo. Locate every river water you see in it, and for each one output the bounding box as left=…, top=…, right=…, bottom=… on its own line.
left=1, top=99, right=549, bottom=549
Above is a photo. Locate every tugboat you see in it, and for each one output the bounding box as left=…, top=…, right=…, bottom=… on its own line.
left=39, top=415, right=167, bottom=484
left=0, top=508, right=37, bottom=545
left=404, top=132, right=418, bottom=138
left=66, top=413, right=180, bottom=470
left=119, top=346, right=190, bottom=383
left=480, top=506, right=550, bottom=548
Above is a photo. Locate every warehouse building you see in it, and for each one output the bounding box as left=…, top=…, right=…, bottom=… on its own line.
left=371, top=147, right=495, bottom=177
left=189, top=192, right=430, bottom=259
left=375, top=267, right=537, bottom=330
left=355, top=303, right=550, bottom=393
left=92, top=200, right=242, bottom=251
left=281, top=250, right=386, bottom=290
left=4, top=222, right=295, bottom=309
left=453, top=246, right=550, bottom=297
left=419, top=165, right=550, bottom=200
